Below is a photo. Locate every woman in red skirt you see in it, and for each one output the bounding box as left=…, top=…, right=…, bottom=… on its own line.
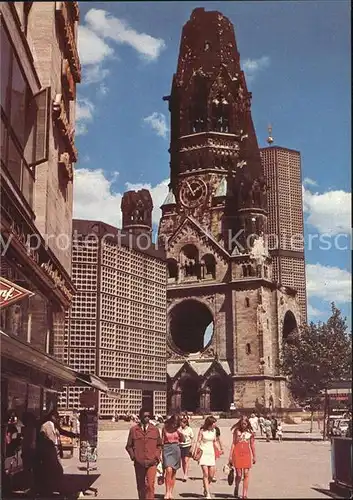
left=229, top=416, right=256, bottom=499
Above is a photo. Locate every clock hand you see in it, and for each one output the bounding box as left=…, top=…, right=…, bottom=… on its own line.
left=186, top=181, right=195, bottom=196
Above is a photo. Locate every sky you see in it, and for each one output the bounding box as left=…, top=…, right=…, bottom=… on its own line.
left=73, top=1, right=351, bottom=328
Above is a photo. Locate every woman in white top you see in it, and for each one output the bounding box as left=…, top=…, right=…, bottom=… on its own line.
left=194, top=416, right=223, bottom=499
left=179, top=416, right=194, bottom=481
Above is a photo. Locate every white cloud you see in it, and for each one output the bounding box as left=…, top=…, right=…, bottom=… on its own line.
left=76, top=9, right=165, bottom=134
left=75, top=98, right=95, bottom=136
left=78, top=25, right=114, bottom=66
left=307, top=303, right=325, bottom=319
left=73, top=168, right=169, bottom=228
left=143, top=112, right=169, bottom=139
left=303, top=177, right=318, bottom=187
left=242, top=56, right=270, bottom=82
left=98, top=82, right=109, bottom=96
left=306, top=263, right=352, bottom=304
left=82, top=65, right=111, bottom=86
left=85, top=9, right=166, bottom=62
left=303, top=186, right=351, bottom=235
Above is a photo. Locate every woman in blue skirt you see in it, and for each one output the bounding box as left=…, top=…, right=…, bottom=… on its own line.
left=162, top=414, right=185, bottom=499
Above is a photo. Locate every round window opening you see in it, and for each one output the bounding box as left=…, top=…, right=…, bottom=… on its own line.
left=169, top=299, right=214, bottom=354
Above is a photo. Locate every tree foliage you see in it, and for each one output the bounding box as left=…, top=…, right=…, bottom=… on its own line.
left=280, top=303, right=352, bottom=408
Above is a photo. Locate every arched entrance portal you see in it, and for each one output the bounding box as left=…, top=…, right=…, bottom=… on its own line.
left=180, top=377, right=199, bottom=412
left=169, top=299, right=214, bottom=354
left=208, top=377, right=229, bottom=412
left=283, top=310, right=298, bottom=344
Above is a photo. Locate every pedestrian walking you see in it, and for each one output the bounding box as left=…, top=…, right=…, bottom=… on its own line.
left=228, top=415, right=256, bottom=499
left=179, top=416, right=194, bottom=482
left=263, top=416, right=272, bottom=442
left=258, top=415, right=265, bottom=437
left=277, top=421, right=283, bottom=442
left=249, top=414, right=259, bottom=435
left=271, top=416, right=278, bottom=440
left=162, top=414, right=184, bottom=499
left=36, top=410, right=78, bottom=496
left=192, top=416, right=219, bottom=499
left=212, top=425, right=224, bottom=482
left=125, top=407, right=163, bottom=500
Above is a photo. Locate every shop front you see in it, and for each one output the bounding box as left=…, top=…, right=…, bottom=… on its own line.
left=1, top=328, right=77, bottom=484
left=0, top=277, right=110, bottom=492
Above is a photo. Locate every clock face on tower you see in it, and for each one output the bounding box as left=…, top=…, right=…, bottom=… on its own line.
left=179, top=178, right=208, bottom=208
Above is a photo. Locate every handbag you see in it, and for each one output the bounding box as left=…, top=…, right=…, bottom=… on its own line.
left=227, top=466, right=235, bottom=486
left=156, top=461, right=164, bottom=485
left=192, top=447, right=203, bottom=461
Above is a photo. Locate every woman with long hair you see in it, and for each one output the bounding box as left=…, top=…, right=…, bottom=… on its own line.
left=179, top=416, right=194, bottom=482
left=162, top=414, right=184, bottom=499
left=193, top=416, right=221, bottom=499
left=228, top=416, right=256, bottom=499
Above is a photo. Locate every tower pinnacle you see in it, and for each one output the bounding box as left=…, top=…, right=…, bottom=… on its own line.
left=266, top=124, right=274, bottom=145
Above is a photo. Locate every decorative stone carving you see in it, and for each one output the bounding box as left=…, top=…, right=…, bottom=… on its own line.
left=62, top=59, right=75, bottom=100
left=55, top=1, right=81, bottom=82
left=249, top=236, right=269, bottom=265
left=204, top=295, right=215, bottom=304
left=52, top=94, right=78, bottom=162
left=58, top=152, right=73, bottom=180
left=201, top=346, right=216, bottom=358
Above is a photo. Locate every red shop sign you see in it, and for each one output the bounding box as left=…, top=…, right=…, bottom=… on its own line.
left=0, top=277, right=34, bottom=308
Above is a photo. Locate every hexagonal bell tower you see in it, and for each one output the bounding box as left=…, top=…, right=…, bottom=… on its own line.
left=121, top=189, right=153, bottom=236
left=158, top=8, right=301, bottom=414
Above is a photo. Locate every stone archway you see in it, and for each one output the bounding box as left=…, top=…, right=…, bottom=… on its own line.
left=180, top=376, right=200, bottom=412
left=208, top=376, right=229, bottom=412
left=282, top=310, right=298, bottom=344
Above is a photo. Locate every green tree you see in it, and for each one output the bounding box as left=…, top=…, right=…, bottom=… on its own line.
left=280, top=303, right=352, bottom=430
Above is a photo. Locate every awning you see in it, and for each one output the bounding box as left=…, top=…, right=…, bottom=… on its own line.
left=1, top=329, right=76, bottom=386
left=74, top=372, right=109, bottom=392
left=74, top=372, right=121, bottom=399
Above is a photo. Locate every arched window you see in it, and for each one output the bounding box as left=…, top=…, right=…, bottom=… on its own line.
left=180, top=244, right=200, bottom=278
left=202, top=254, right=216, bottom=279
left=242, top=265, right=247, bottom=277
left=167, top=259, right=178, bottom=280
left=246, top=343, right=251, bottom=355
left=211, top=96, right=230, bottom=133
left=190, top=75, right=208, bottom=133
left=282, top=310, right=298, bottom=344
left=245, top=297, right=250, bottom=307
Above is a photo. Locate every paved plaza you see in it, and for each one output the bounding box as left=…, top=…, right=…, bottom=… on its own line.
left=62, top=420, right=335, bottom=499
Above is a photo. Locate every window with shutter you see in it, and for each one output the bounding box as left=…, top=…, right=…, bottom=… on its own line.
left=26, top=87, right=50, bottom=167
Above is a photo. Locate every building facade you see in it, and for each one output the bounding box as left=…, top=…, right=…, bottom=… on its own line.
left=260, top=145, right=307, bottom=322
left=59, top=190, right=167, bottom=417
left=158, top=8, right=302, bottom=413
left=1, top=1, right=80, bottom=478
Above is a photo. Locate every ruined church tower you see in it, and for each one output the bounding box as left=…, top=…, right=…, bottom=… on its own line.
left=158, top=8, right=301, bottom=413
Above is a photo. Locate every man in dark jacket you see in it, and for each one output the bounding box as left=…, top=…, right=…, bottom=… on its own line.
left=36, top=410, right=78, bottom=496
left=126, top=407, right=163, bottom=500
